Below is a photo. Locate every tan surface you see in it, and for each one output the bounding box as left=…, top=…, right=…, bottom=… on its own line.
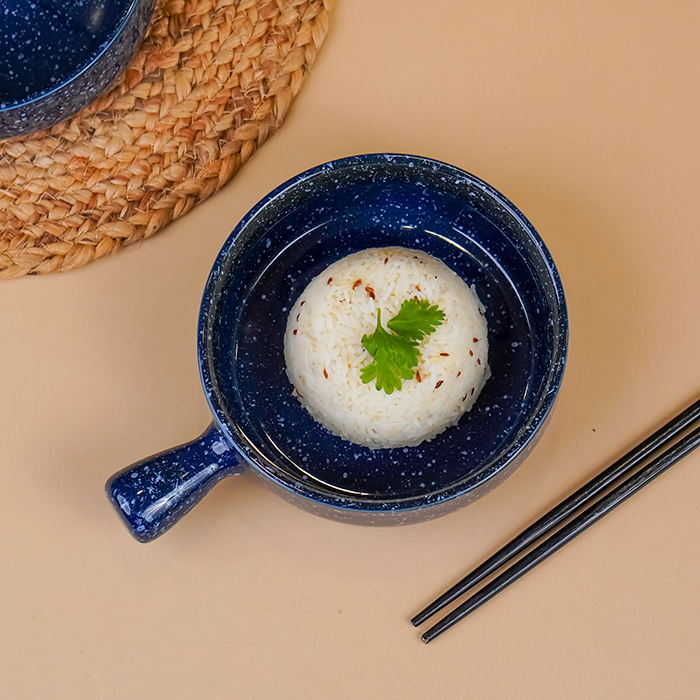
left=2, top=1, right=700, bottom=697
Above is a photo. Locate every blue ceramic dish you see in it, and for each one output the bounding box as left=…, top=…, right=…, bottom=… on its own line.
left=0, top=0, right=155, bottom=139
left=106, top=154, right=568, bottom=543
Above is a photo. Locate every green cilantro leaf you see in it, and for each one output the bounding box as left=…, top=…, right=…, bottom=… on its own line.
left=386, top=298, right=446, bottom=340
left=360, top=310, right=420, bottom=394
left=360, top=300, right=445, bottom=394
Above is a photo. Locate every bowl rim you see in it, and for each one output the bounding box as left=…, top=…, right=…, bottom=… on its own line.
left=0, top=0, right=144, bottom=112
left=198, top=153, right=569, bottom=514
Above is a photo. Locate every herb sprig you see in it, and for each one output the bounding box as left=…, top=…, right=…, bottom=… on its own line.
left=360, top=298, right=445, bottom=394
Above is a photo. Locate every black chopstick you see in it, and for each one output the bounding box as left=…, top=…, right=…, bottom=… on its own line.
left=412, top=397, right=700, bottom=629
left=419, top=422, right=700, bottom=642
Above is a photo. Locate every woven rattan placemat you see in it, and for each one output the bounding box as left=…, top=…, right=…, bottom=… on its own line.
left=0, top=0, right=333, bottom=279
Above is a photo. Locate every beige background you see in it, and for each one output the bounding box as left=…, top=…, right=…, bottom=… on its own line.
left=3, top=0, right=700, bottom=697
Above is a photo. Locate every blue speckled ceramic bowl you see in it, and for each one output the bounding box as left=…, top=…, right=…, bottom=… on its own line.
left=106, top=154, right=568, bottom=543
left=0, top=0, right=155, bottom=139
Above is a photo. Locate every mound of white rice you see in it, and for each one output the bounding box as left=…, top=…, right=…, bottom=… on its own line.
left=283, top=247, right=490, bottom=449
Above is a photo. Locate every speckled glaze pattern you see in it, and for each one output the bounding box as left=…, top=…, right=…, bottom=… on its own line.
left=106, top=154, right=568, bottom=542
left=106, top=424, right=244, bottom=543
left=0, top=0, right=155, bottom=139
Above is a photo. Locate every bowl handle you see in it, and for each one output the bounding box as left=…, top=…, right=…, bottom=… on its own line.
left=105, top=423, right=245, bottom=543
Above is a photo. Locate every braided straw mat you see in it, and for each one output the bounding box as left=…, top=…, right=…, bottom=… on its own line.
left=0, top=0, right=333, bottom=279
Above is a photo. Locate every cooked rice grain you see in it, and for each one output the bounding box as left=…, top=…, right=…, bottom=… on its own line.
left=284, top=247, right=490, bottom=449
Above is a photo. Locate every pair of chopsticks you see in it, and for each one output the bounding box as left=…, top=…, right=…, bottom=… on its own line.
left=412, top=396, right=700, bottom=643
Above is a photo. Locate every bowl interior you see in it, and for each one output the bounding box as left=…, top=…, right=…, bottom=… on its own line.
left=0, top=0, right=135, bottom=106
left=200, top=154, right=567, bottom=511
